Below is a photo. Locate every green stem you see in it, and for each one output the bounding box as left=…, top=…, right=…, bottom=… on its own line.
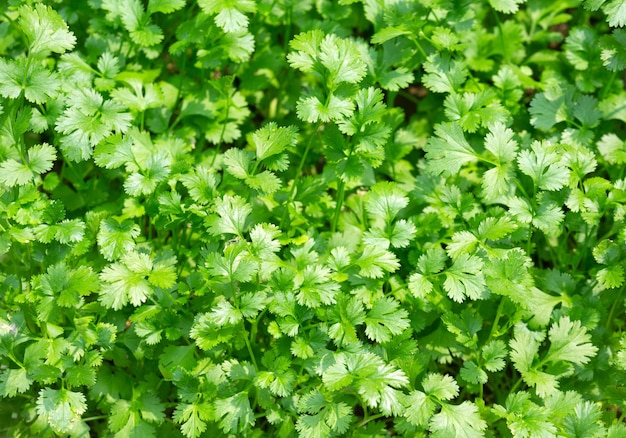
left=488, top=297, right=505, bottom=341
left=491, top=8, right=508, bottom=62
left=356, top=413, right=385, bottom=428
left=209, top=82, right=234, bottom=168
left=331, top=178, right=346, bottom=233
left=606, top=285, right=625, bottom=332
left=243, top=324, right=259, bottom=370
left=280, top=123, right=320, bottom=229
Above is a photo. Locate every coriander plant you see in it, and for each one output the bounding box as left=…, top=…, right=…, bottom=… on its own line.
left=1, top=0, right=626, bottom=436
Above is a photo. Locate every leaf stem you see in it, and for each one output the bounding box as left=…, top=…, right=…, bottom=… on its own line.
left=331, top=178, right=346, bottom=233
left=357, top=412, right=385, bottom=428
left=280, top=123, right=320, bottom=229
left=243, top=323, right=259, bottom=370
left=606, top=284, right=625, bottom=332
left=488, top=297, right=505, bottom=341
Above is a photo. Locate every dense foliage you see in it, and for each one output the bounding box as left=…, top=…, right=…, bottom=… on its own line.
left=2, top=0, right=626, bottom=436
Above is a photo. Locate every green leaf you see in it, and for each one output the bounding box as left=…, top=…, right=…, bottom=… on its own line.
left=294, top=265, right=340, bottom=308
left=251, top=122, right=298, bottom=161
left=173, top=403, right=212, bottom=438
left=206, top=195, right=251, bottom=236
left=0, top=368, right=32, bottom=397
left=603, top=0, right=626, bottom=27
left=18, top=3, right=76, bottom=55
left=36, top=388, right=87, bottom=434
left=489, top=0, right=526, bottom=14
left=403, top=390, right=437, bottom=427
left=356, top=245, right=400, bottom=278
left=198, top=0, right=256, bottom=33
left=148, top=0, right=186, bottom=14
left=597, top=133, right=626, bottom=164
left=510, top=322, right=544, bottom=374
left=425, top=122, right=477, bottom=176
left=0, top=143, right=56, bottom=187
left=483, top=340, right=508, bottom=372
left=296, top=94, right=355, bottom=123
left=120, top=0, right=163, bottom=46
left=493, top=392, right=557, bottom=437
left=423, top=53, right=468, bottom=93
left=545, top=316, right=598, bottom=365
left=563, top=401, right=605, bottom=437
left=422, top=373, right=459, bottom=401
left=517, top=141, right=569, bottom=191
left=460, top=361, right=488, bottom=385
left=99, top=251, right=173, bottom=309
left=364, top=297, right=410, bottom=343
left=443, top=254, right=487, bottom=302
left=319, top=34, right=367, bottom=87
left=214, top=392, right=255, bottom=434
left=288, top=30, right=325, bottom=73
left=97, top=218, right=141, bottom=261
left=429, top=401, right=487, bottom=438
left=365, top=181, right=409, bottom=223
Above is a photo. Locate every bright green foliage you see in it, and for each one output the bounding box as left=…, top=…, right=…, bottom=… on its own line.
left=1, top=0, right=625, bottom=437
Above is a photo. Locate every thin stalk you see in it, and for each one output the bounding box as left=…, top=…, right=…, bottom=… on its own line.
left=606, top=285, right=625, bottom=332
left=209, top=84, right=234, bottom=168
left=331, top=178, right=346, bottom=233
left=243, top=324, right=259, bottom=370
left=488, top=297, right=505, bottom=341
left=280, top=123, right=320, bottom=229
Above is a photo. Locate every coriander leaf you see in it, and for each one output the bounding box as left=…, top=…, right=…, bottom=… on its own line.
left=529, top=91, right=567, bottom=131
left=119, top=0, right=163, bottom=46
left=424, top=122, right=477, bottom=176
left=484, top=122, right=518, bottom=163
left=319, top=34, right=367, bottom=87
left=422, top=373, right=459, bottom=401
left=173, top=403, right=212, bottom=438
left=296, top=94, right=354, bottom=123
left=99, top=251, right=172, bottom=309
left=460, top=361, right=488, bottom=385
left=0, top=368, right=31, bottom=397
left=288, top=30, right=325, bottom=72
left=36, top=388, right=87, bottom=434
left=206, top=195, right=251, bottom=236
left=604, top=0, right=626, bottom=27
left=294, top=265, right=340, bottom=308
left=545, top=316, right=598, bottom=365
left=483, top=340, right=508, bottom=372
left=365, top=181, right=409, bottom=223
left=477, top=216, right=518, bottom=240
left=0, top=143, right=56, bottom=186
left=493, top=392, right=557, bottom=437
left=517, top=141, right=569, bottom=191
left=214, top=392, right=255, bottom=434
left=97, top=218, right=141, bottom=261
left=0, top=59, right=22, bottom=100
left=18, top=4, right=76, bottom=55
left=251, top=122, right=298, bottom=161
left=198, top=0, right=256, bottom=33
left=364, top=297, right=410, bottom=343
left=430, top=401, right=487, bottom=438
left=597, top=133, right=626, bottom=164
left=403, top=390, right=436, bottom=427
left=356, top=245, right=400, bottom=278
left=489, top=0, right=526, bottom=14
left=446, top=231, right=478, bottom=260
left=510, top=322, right=544, bottom=374
left=423, top=53, right=468, bottom=93
left=443, top=253, right=487, bottom=302
left=148, top=0, right=186, bottom=14
left=563, top=401, right=605, bottom=438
